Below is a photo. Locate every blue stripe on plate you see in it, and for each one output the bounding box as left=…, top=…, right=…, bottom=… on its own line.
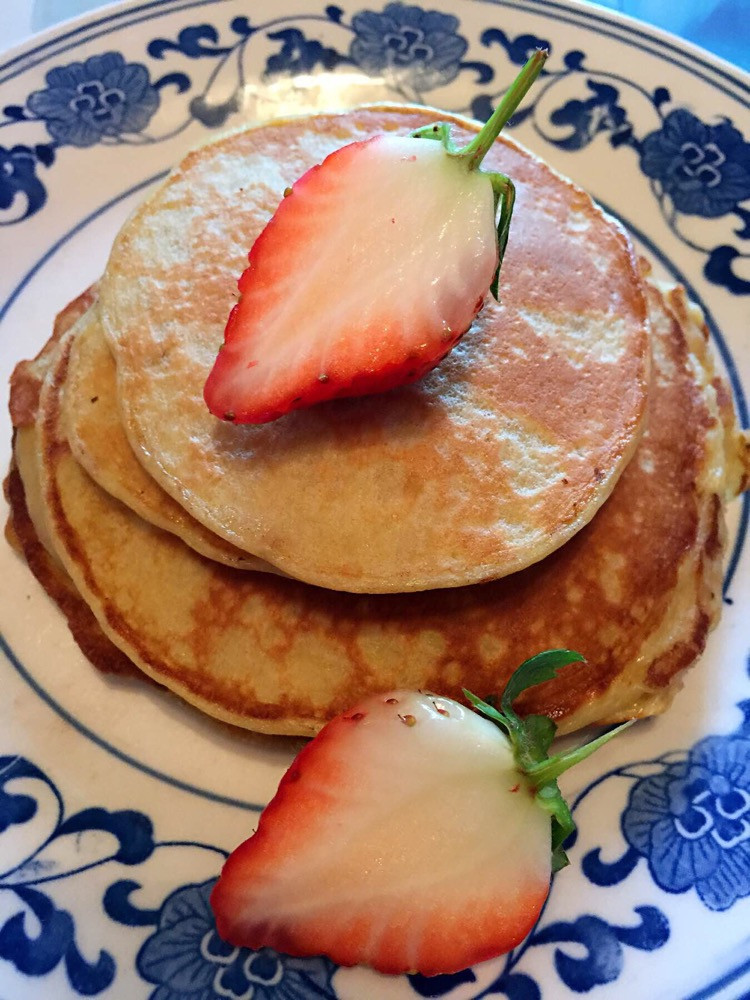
left=0, top=633, right=265, bottom=812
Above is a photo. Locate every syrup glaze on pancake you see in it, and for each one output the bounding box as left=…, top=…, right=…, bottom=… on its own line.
left=29, top=278, right=746, bottom=736
left=62, top=307, right=283, bottom=574
left=100, top=106, right=650, bottom=594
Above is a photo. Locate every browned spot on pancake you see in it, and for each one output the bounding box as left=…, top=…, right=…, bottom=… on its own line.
left=703, top=493, right=723, bottom=562
left=3, top=471, right=22, bottom=553
left=646, top=611, right=712, bottom=690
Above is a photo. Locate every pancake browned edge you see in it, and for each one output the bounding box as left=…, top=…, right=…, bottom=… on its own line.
left=61, top=305, right=285, bottom=575
left=6, top=288, right=138, bottom=680
left=8, top=273, right=749, bottom=737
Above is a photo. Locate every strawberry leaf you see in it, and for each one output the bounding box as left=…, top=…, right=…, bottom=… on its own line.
left=467, top=649, right=583, bottom=769
left=465, top=649, right=634, bottom=872
left=489, top=173, right=515, bottom=299
left=500, top=648, right=585, bottom=711
left=521, top=711, right=556, bottom=759
left=537, top=784, right=576, bottom=872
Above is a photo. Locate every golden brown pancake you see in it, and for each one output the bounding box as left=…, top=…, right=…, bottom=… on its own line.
left=62, top=307, right=283, bottom=574
left=6, top=454, right=138, bottom=680
left=99, top=106, right=650, bottom=594
left=9, top=285, right=97, bottom=431
left=24, top=277, right=747, bottom=737
left=8, top=287, right=99, bottom=573
left=6, top=289, right=138, bottom=680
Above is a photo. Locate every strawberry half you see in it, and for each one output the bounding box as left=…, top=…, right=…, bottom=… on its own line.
left=211, top=651, right=631, bottom=976
left=204, top=51, right=547, bottom=424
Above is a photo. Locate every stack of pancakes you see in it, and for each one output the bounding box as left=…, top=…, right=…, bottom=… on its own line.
left=6, top=107, right=750, bottom=737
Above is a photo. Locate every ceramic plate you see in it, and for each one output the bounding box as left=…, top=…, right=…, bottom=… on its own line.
left=1, top=1, right=749, bottom=997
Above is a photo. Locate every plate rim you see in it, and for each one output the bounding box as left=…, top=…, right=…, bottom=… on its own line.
left=1, top=1, right=749, bottom=998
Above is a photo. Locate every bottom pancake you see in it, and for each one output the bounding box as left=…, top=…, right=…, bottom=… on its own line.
left=5, top=453, right=139, bottom=680
left=15, top=274, right=747, bottom=737
left=6, top=291, right=144, bottom=681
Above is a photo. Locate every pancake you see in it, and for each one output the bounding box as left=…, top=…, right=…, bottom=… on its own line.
left=62, top=306, right=283, bottom=574
left=25, top=276, right=747, bottom=737
left=99, top=106, right=650, bottom=594
left=9, top=285, right=97, bottom=432
left=6, top=452, right=138, bottom=681
left=6, top=291, right=138, bottom=680
left=8, top=287, right=99, bottom=572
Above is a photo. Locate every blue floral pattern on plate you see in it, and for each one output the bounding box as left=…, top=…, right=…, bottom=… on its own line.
left=137, top=880, right=337, bottom=1000
left=3, top=688, right=750, bottom=998
left=0, top=755, right=337, bottom=998
left=639, top=109, right=750, bottom=219
left=1, top=0, right=749, bottom=296
left=26, top=53, right=160, bottom=148
left=1, top=1, right=749, bottom=998
left=349, top=2, right=468, bottom=90
left=0, top=143, right=50, bottom=220
left=0, top=755, right=155, bottom=994
left=621, top=734, right=750, bottom=909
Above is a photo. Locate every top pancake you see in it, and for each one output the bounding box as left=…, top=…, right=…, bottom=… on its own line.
left=99, top=106, right=650, bottom=593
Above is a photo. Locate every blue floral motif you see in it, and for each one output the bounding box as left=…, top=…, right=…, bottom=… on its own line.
left=4, top=0, right=750, bottom=290
left=0, top=755, right=156, bottom=995
left=1, top=734, right=750, bottom=995
left=0, top=759, right=36, bottom=831
left=548, top=80, right=632, bottom=151
left=350, top=2, right=467, bottom=91
left=529, top=908, right=669, bottom=992
left=26, top=53, right=159, bottom=147
left=409, top=968, right=477, bottom=996
left=0, top=144, right=48, bottom=221
left=621, top=734, right=750, bottom=910
left=137, top=879, right=337, bottom=1000
left=640, top=108, right=750, bottom=218
left=265, top=28, right=349, bottom=77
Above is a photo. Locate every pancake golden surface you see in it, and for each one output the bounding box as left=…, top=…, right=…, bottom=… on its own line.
left=100, top=106, right=650, bottom=594
left=62, top=308, right=282, bottom=574
left=29, top=278, right=746, bottom=737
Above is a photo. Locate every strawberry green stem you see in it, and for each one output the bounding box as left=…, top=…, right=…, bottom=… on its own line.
left=465, top=650, right=636, bottom=872
left=459, top=49, right=548, bottom=172
left=409, top=50, right=548, bottom=301
left=526, top=720, right=635, bottom=787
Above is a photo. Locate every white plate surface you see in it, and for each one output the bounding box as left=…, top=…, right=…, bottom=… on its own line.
left=1, top=1, right=749, bottom=998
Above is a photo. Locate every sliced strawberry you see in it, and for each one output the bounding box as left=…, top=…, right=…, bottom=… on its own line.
left=211, top=651, right=631, bottom=976
left=204, top=51, right=547, bottom=424
left=205, top=136, right=495, bottom=424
